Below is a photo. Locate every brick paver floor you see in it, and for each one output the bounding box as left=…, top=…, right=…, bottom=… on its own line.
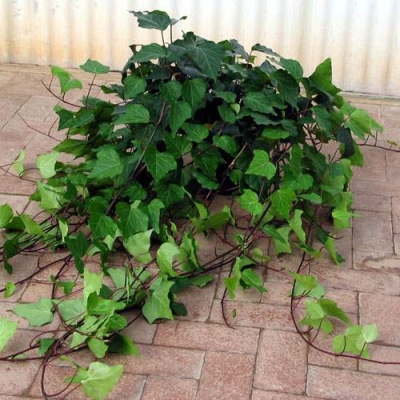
left=1, top=63, right=400, bottom=399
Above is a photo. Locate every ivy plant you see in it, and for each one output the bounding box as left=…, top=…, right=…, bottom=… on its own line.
left=0, top=9, right=390, bottom=399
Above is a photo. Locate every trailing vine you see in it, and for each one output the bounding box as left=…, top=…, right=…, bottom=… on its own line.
left=0, top=10, right=398, bottom=399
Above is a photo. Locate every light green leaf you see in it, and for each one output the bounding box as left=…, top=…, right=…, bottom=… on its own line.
left=13, top=298, right=54, bottom=327
left=290, top=272, right=325, bottom=299
left=80, top=59, right=110, bottom=74
left=57, top=298, right=86, bottom=324
left=20, top=214, right=44, bottom=235
left=262, top=127, right=290, bottom=140
left=84, top=269, right=104, bottom=305
left=157, top=242, right=180, bottom=277
left=12, top=150, right=25, bottom=175
left=88, top=148, right=123, bottom=180
left=0, top=204, right=13, bottom=228
left=245, top=150, right=276, bottom=179
left=4, top=282, right=16, bottom=298
left=38, top=338, right=56, bottom=356
left=114, top=104, right=150, bottom=125
left=51, top=66, right=83, bottom=94
left=123, top=229, right=153, bottom=263
left=299, top=193, right=322, bottom=204
left=238, top=189, right=263, bottom=215
left=289, top=209, right=306, bottom=243
left=88, top=338, right=108, bottom=359
left=37, top=182, right=66, bottom=211
left=142, top=279, right=174, bottom=323
left=80, top=362, right=123, bottom=400
left=169, top=101, right=192, bottom=134
left=224, top=276, right=239, bottom=299
left=241, top=269, right=266, bottom=292
left=59, top=219, right=68, bottom=242
left=144, top=145, right=177, bottom=181
left=362, top=324, right=378, bottom=343
left=123, top=75, right=147, bottom=99
left=274, top=226, right=292, bottom=255
left=271, top=188, right=296, bottom=219
left=0, top=317, right=18, bottom=352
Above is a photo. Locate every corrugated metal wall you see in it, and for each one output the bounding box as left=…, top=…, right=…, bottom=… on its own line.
left=0, top=0, right=399, bottom=96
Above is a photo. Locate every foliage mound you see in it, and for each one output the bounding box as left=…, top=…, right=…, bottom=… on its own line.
left=0, top=9, right=390, bottom=399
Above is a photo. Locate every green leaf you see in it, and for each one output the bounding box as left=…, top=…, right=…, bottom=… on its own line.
left=56, top=280, right=75, bottom=296
left=214, top=90, right=237, bottom=103
left=271, top=188, right=296, bottom=220
left=132, top=43, right=167, bottom=62
left=273, top=226, right=292, bottom=255
left=80, top=59, right=110, bottom=74
left=245, top=150, right=276, bottom=179
left=308, top=58, right=340, bottom=96
left=188, top=41, right=225, bottom=80
left=88, top=338, right=108, bottom=359
left=116, top=202, right=149, bottom=237
left=192, top=210, right=231, bottom=232
left=37, top=151, right=59, bottom=179
left=271, top=69, right=299, bottom=108
left=182, top=79, right=207, bottom=112
left=65, top=232, right=89, bottom=274
left=238, top=189, right=263, bottom=215
left=13, top=298, right=54, bottom=327
left=51, top=66, right=83, bottom=94
left=0, top=204, right=13, bottom=228
left=88, top=148, right=123, bottom=180
left=84, top=269, right=104, bottom=305
left=362, top=324, right=378, bottom=343
left=218, top=103, right=236, bottom=123
left=123, top=75, right=147, bottom=99
left=155, top=183, right=184, bottom=207
left=108, top=334, right=140, bottom=356
left=54, top=139, right=87, bottom=157
left=12, top=150, right=25, bottom=175
left=123, top=229, right=153, bottom=263
left=38, top=338, right=56, bottom=356
left=280, top=58, right=303, bottom=80
left=262, top=127, right=290, bottom=140
left=182, top=123, right=209, bottom=143
left=57, top=298, right=86, bottom=324
left=224, top=276, right=239, bottom=300
left=169, top=101, right=192, bottom=134
left=144, top=145, right=177, bottom=180
left=299, top=193, right=322, bottom=204
left=146, top=199, right=164, bottom=233
left=131, top=10, right=172, bottom=31
left=37, top=182, right=66, bottom=211
left=318, top=229, right=343, bottom=265
left=244, top=92, right=275, bottom=113
left=114, top=104, right=150, bottom=125
left=212, top=135, right=238, bottom=156
left=289, top=209, right=306, bottom=243
left=80, top=362, right=123, bottom=400
left=157, top=242, right=180, bottom=277
left=318, top=298, right=351, bottom=324
left=160, top=81, right=182, bottom=103
left=0, top=317, right=18, bottom=352
left=89, top=215, right=118, bottom=240
left=20, top=214, right=44, bottom=235
left=241, top=269, right=266, bottom=293
left=291, top=273, right=325, bottom=299
left=4, top=282, right=16, bottom=298
left=142, top=279, right=174, bottom=323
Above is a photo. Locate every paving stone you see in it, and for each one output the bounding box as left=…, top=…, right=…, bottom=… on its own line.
left=154, top=320, right=260, bottom=354
left=352, top=193, right=391, bottom=212
left=18, top=96, right=58, bottom=121
left=209, top=299, right=295, bottom=331
left=0, top=93, right=30, bottom=129
left=261, top=281, right=292, bottom=306
left=359, top=344, right=400, bottom=376
left=0, top=194, right=29, bottom=213
left=175, top=275, right=217, bottom=322
left=307, top=365, right=400, bottom=399
left=0, top=361, right=40, bottom=396
left=353, top=146, right=387, bottom=181
left=381, top=116, right=400, bottom=141
left=1, top=74, right=50, bottom=96
left=0, top=176, right=35, bottom=195
left=19, top=282, right=54, bottom=303
left=252, top=389, right=319, bottom=400
left=392, top=197, right=400, bottom=233
left=141, top=376, right=197, bottom=400
left=394, top=234, right=400, bottom=255
left=109, top=344, right=204, bottom=379
left=382, top=104, right=400, bottom=117
left=197, top=351, right=255, bottom=400
left=122, top=315, right=157, bottom=344
left=353, top=211, right=393, bottom=253
left=254, top=330, right=307, bottom=394
left=22, top=132, right=60, bottom=166
left=311, top=263, right=400, bottom=294
left=359, top=293, right=400, bottom=346
left=354, top=251, right=400, bottom=270
left=351, top=178, right=400, bottom=197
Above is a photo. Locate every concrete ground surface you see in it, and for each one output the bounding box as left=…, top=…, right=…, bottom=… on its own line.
left=1, top=63, right=400, bottom=399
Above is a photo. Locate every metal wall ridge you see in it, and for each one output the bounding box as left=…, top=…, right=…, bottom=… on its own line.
left=0, top=0, right=399, bottom=96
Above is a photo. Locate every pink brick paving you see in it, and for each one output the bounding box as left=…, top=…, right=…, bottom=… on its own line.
left=1, top=64, right=400, bottom=399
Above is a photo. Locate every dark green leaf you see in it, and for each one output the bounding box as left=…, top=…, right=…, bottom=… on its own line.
left=188, top=41, right=225, bottom=80
left=182, top=123, right=209, bottom=143
left=131, top=10, right=172, bottom=31
left=132, top=43, right=167, bottom=62
left=182, top=78, right=207, bottom=112
left=245, top=150, right=276, bottom=179
left=169, top=101, right=192, bottom=134
left=244, top=92, right=275, bottom=113
left=38, top=338, right=56, bottom=356
left=218, top=103, right=236, bottom=123
left=271, top=188, right=296, bottom=219
left=144, top=145, right=177, bottom=180
left=262, top=127, right=290, bottom=140
left=160, top=81, right=182, bottom=103
left=88, top=148, right=123, bottom=180
left=124, top=75, right=147, bottom=99
left=279, top=58, right=303, bottom=80
left=114, top=104, right=150, bottom=125
left=212, top=135, right=238, bottom=156
left=308, top=58, right=340, bottom=96
left=116, top=202, right=149, bottom=237
left=54, top=139, right=87, bottom=157
left=108, top=334, right=140, bottom=356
